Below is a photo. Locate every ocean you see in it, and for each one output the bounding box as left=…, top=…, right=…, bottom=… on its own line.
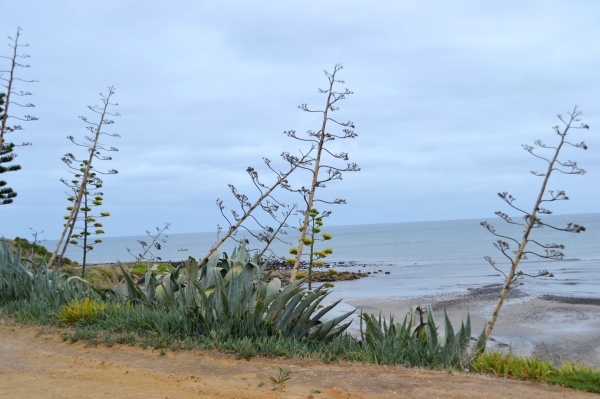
left=43, top=212, right=600, bottom=299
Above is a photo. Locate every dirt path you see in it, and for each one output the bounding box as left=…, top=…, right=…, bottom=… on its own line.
left=0, top=325, right=595, bottom=399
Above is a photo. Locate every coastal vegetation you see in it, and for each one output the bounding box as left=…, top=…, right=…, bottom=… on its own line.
left=1, top=237, right=599, bottom=393
left=0, top=24, right=597, bottom=395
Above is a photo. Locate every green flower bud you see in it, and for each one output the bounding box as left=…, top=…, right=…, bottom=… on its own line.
left=324, top=248, right=333, bottom=254
left=303, top=238, right=313, bottom=245
left=322, top=233, right=332, bottom=240
left=285, top=258, right=296, bottom=265
left=100, top=212, right=110, bottom=217
left=289, top=247, right=298, bottom=255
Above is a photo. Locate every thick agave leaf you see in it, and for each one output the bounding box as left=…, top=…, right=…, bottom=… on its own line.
left=202, top=251, right=224, bottom=290
left=308, top=306, right=355, bottom=341
left=118, top=263, right=147, bottom=302
left=190, top=278, right=213, bottom=323
left=426, top=310, right=438, bottom=354
left=472, top=325, right=488, bottom=356
left=444, top=310, right=455, bottom=346
left=309, top=311, right=354, bottom=342
left=264, top=279, right=305, bottom=322
left=266, top=278, right=281, bottom=298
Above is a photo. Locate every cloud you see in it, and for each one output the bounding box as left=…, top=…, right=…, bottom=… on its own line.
left=1, top=0, right=598, bottom=241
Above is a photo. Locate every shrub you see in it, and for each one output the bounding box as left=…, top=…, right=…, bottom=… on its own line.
left=58, top=297, right=106, bottom=324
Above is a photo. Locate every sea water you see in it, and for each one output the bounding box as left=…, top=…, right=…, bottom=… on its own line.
left=43, top=213, right=600, bottom=299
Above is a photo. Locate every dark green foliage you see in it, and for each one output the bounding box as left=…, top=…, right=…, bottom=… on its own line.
left=359, top=308, right=483, bottom=368
left=471, top=351, right=600, bottom=394
left=544, top=366, right=600, bottom=393
left=0, top=92, right=20, bottom=204
left=0, top=238, right=98, bottom=305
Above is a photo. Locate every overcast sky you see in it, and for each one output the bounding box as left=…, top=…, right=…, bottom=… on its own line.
left=1, top=0, right=599, bottom=241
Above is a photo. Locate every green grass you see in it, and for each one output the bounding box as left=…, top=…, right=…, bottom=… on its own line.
left=471, top=351, right=600, bottom=393
left=130, top=262, right=174, bottom=277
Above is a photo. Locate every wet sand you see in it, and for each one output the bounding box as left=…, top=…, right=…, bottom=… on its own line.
left=346, top=284, right=600, bottom=367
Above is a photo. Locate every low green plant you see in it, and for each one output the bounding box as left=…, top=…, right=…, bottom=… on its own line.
left=269, top=367, right=292, bottom=384
left=130, top=262, right=174, bottom=277
left=546, top=362, right=600, bottom=393
left=58, top=297, right=106, bottom=324
left=471, top=352, right=600, bottom=393
left=360, top=307, right=485, bottom=368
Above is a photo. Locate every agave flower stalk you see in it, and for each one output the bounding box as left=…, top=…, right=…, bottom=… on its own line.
left=48, top=87, right=120, bottom=268
left=64, top=172, right=110, bottom=277
left=480, top=106, right=589, bottom=350
left=198, top=152, right=311, bottom=267
left=287, top=64, right=360, bottom=282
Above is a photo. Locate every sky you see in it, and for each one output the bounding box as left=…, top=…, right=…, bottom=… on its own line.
left=1, top=0, right=599, bottom=241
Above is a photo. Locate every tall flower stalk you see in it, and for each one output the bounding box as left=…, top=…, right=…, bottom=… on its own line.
left=286, top=64, right=359, bottom=282
left=48, top=87, right=120, bottom=268
left=479, top=106, right=589, bottom=351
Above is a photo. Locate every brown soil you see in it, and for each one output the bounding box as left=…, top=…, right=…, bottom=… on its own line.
left=0, top=324, right=594, bottom=399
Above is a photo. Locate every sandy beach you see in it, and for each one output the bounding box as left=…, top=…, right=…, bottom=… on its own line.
left=346, top=284, right=600, bottom=367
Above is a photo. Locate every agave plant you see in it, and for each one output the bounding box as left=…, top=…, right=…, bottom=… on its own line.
left=188, top=243, right=353, bottom=341
left=360, top=307, right=485, bottom=368
left=110, top=242, right=353, bottom=342
left=0, top=238, right=94, bottom=305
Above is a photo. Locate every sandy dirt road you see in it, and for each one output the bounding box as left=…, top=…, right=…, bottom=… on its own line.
left=0, top=324, right=595, bottom=399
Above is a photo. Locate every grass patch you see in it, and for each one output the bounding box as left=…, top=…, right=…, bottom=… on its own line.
left=130, top=262, right=174, bottom=277
left=471, top=351, right=600, bottom=393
